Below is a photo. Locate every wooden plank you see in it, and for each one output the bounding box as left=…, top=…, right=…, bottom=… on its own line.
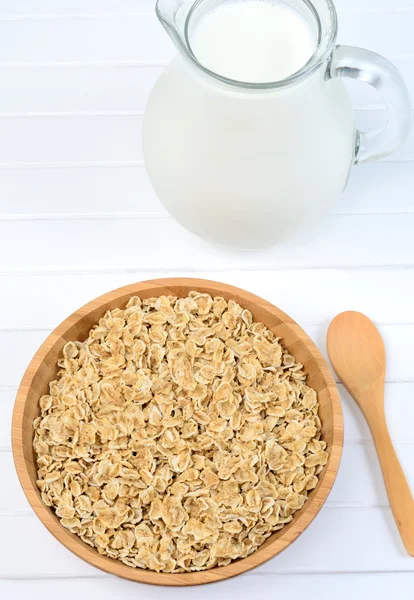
left=340, top=162, right=414, bottom=214
left=0, top=61, right=412, bottom=114
left=0, top=390, right=13, bottom=451
left=0, top=64, right=413, bottom=116
left=337, top=0, right=414, bottom=10
left=0, top=269, right=413, bottom=329
left=0, top=214, right=414, bottom=270
left=0, top=0, right=412, bottom=17
left=0, top=162, right=413, bottom=217
left=0, top=115, right=144, bottom=164
left=0, top=1, right=157, bottom=17
left=0, top=15, right=173, bottom=65
left=1, top=574, right=414, bottom=599
left=0, top=111, right=410, bottom=167
left=0, top=13, right=411, bottom=65
left=337, top=13, right=414, bottom=58
left=0, top=0, right=412, bottom=18
left=0, top=165, right=166, bottom=217
left=0, top=65, right=162, bottom=113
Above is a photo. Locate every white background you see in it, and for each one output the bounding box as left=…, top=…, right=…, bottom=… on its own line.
left=2, top=0, right=414, bottom=598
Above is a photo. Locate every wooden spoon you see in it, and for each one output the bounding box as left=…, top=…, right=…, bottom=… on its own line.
left=327, top=311, right=414, bottom=556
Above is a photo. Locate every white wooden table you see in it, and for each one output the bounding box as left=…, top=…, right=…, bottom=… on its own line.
left=2, top=0, right=414, bottom=598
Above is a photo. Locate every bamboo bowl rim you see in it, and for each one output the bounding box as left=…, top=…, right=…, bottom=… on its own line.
left=12, top=278, right=343, bottom=586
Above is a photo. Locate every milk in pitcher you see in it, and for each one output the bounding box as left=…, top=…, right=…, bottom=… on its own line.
left=143, top=0, right=356, bottom=248
left=192, top=0, right=317, bottom=83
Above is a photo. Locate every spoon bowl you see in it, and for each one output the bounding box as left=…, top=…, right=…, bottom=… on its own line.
left=327, top=311, right=386, bottom=398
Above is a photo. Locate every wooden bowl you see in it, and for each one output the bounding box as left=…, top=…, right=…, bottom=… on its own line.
left=12, top=278, right=343, bottom=586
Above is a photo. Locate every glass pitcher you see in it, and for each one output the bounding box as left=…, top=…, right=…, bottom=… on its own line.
left=143, top=0, right=412, bottom=250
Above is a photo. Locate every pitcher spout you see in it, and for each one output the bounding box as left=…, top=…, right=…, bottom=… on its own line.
left=156, top=0, right=194, bottom=51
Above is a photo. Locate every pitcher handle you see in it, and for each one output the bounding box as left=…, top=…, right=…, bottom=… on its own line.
left=330, top=45, right=413, bottom=164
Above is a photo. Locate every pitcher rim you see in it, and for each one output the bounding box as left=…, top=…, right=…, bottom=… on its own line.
left=157, top=0, right=339, bottom=90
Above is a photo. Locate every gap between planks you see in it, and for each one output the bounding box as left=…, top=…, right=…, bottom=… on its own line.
left=0, top=106, right=390, bottom=118
left=0, top=160, right=145, bottom=169
left=2, top=264, right=414, bottom=276
left=1, top=57, right=414, bottom=69
left=1, top=569, right=413, bottom=581
left=2, top=211, right=414, bottom=222
left=1, top=158, right=414, bottom=170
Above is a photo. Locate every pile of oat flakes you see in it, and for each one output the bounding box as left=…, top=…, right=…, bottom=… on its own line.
left=33, top=292, right=328, bottom=573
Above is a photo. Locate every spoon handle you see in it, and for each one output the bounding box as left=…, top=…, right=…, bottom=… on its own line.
left=363, top=393, right=414, bottom=556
